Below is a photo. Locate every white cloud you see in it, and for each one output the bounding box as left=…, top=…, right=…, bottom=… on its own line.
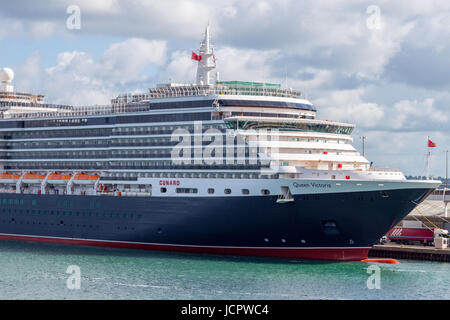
left=386, top=98, right=448, bottom=130
left=74, top=0, right=121, bottom=14
left=313, top=89, right=385, bottom=128
left=163, top=50, right=197, bottom=83
left=100, top=38, right=167, bottom=80
left=13, top=51, right=42, bottom=91
left=214, top=47, right=279, bottom=82
left=13, top=38, right=168, bottom=105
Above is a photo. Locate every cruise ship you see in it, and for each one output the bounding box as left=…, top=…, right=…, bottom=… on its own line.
left=0, top=27, right=440, bottom=261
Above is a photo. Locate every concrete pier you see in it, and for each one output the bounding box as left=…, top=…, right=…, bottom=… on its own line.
left=369, top=244, right=450, bottom=262
left=366, top=189, right=450, bottom=262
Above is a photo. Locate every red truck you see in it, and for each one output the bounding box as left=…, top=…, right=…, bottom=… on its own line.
left=387, top=227, right=436, bottom=246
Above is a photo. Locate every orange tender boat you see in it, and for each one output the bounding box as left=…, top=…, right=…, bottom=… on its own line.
left=74, top=173, right=99, bottom=183
left=48, top=173, right=72, bottom=180
left=0, top=173, right=21, bottom=180
left=23, top=173, right=46, bottom=180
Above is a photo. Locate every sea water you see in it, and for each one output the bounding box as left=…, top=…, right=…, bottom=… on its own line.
left=0, top=240, right=448, bottom=300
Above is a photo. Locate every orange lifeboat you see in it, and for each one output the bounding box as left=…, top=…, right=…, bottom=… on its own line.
left=0, top=172, right=20, bottom=183
left=74, top=173, right=99, bottom=184
left=23, top=172, right=46, bottom=183
left=48, top=173, right=72, bottom=184
left=0, top=173, right=20, bottom=179
left=23, top=173, right=45, bottom=179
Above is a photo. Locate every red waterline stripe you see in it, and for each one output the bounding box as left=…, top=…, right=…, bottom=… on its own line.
left=0, top=234, right=370, bottom=261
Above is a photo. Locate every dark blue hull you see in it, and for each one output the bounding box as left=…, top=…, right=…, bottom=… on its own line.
left=0, top=187, right=433, bottom=260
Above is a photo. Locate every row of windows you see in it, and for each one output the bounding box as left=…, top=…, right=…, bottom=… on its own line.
left=5, top=148, right=256, bottom=159
left=175, top=188, right=198, bottom=194
left=164, top=187, right=271, bottom=195
left=149, top=100, right=214, bottom=110
left=0, top=112, right=212, bottom=129
left=103, top=172, right=277, bottom=180
left=5, top=161, right=263, bottom=171
left=218, top=99, right=316, bottom=111
left=1, top=217, right=142, bottom=232
left=0, top=207, right=143, bottom=219
left=228, top=120, right=354, bottom=135
left=0, top=198, right=25, bottom=206
left=1, top=123, right=226, bottom=141
left=1, top=137, right=239, bottom=150
left=2, top=128, right=111, bottom=140
left=0, top=197, right=103, bottom=210
left=230, top=111, right=311, bottom=119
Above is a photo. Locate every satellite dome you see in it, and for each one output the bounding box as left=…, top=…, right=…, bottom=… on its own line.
left=0, top=68, right=14, bottom=83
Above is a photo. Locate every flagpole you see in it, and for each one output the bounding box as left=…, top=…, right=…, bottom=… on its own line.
left=445, top=149, right=448, bottom=189
left=426, top=136, right=430, bottom=180
left=445, top=149, right=448, bottom=218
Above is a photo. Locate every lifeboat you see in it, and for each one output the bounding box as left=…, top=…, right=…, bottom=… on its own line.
left=0, top=172, right=20, bottom=184
left=22, top=172, right=46, bottom=184
left=47, top=173, right=72, bottom=185
left=73, top=173, right=100, bottom=184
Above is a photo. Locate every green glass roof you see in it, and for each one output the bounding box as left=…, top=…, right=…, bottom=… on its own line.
left=216, top=81, right=281, bottom=88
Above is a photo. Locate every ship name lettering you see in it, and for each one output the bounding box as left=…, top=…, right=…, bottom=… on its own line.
left=311, top=183, right=331, bottom=188
left=293, top=182, right=310, bottom=188
left=159, top=180, right=180, bottom=186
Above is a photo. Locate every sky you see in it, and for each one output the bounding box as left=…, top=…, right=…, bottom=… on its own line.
left=0, top=0, right=448, bottom=178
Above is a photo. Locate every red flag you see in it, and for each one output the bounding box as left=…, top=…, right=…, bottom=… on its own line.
left=428, top=139, right=437, bottom=148
left=191, top=52, right=202, bottom=61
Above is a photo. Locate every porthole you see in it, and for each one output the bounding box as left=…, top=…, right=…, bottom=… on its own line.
left=261, top=189, right=270, bottom=195
left=160, top=187, right=167, bottom=193
left=241, top=189, right=249, bottom=195
left=224, top=189, right=232, bottom=194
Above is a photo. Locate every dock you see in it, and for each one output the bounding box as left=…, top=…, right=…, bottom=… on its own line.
left=369, top=244, right=450, bottom=262
left=370, top=191, right=449, bottom=262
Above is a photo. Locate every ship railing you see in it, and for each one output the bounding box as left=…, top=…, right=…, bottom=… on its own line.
left=143, top=84, right=302, bottom=99
left=368, top=167, right=402, bottom=172
left=214, top=85, right=301, bottom=99
left=0, top=86, right=301, bottom=120
left=432, top=189, right=450, bottom=196
left=1, top=104, right=152, bottom=120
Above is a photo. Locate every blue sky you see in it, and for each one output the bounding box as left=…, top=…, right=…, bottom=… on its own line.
left=0, top=0, right=448, bottom=177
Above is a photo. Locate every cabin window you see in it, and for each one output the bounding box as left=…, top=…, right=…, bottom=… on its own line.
left=241, top=189, right=250, bottom=195
left=224, top=189, right=232, bottom=194
left=160, top=187, right=167, bottom=193
left=208, top=188, right=215, bottom=194
left=176, top=188, right=198, bottom=194
left=261, top=189, right=270, bottom=195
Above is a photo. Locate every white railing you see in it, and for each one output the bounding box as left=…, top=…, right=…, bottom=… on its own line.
left=368, top=167, right=402, bottom=172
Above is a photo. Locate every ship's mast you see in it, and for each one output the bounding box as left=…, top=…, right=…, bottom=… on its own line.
left=196, top=25, right=216, bottom=86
